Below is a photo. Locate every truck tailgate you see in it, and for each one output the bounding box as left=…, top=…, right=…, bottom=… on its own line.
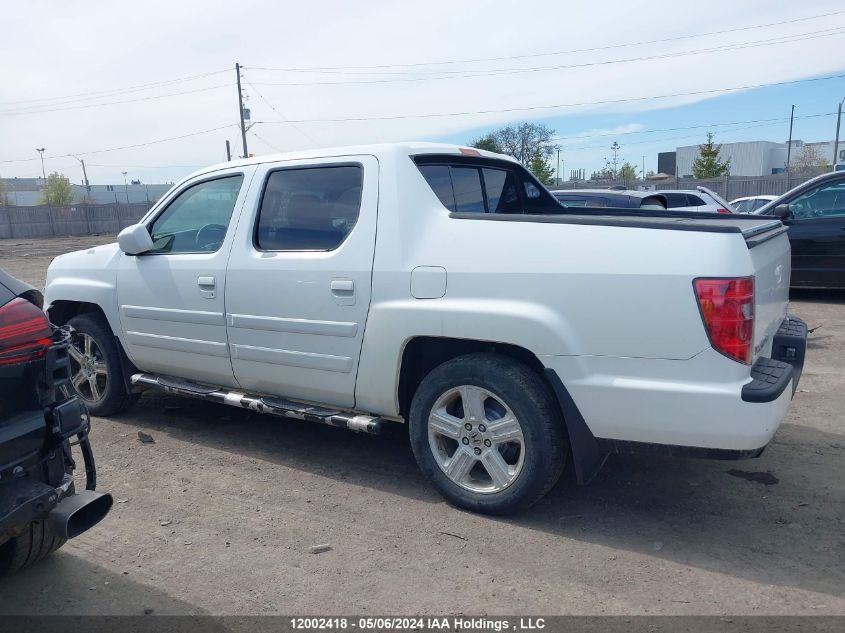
left=748, top=229, right=791, bottom=360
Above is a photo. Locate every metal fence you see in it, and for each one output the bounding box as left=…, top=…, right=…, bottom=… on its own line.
left=550, top=173, right=818, bottom=201
left=0, top=202, right=154, bottom=239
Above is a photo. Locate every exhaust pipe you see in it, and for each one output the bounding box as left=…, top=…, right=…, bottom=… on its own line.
left=46, top=490, right=113, bottom=539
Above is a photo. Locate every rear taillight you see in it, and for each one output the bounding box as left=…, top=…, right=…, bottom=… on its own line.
left=716, top=208, right=730, bottom=214
left=0, top=298, right=53, bottom=366
left=693, top=277, right=754, bottom=364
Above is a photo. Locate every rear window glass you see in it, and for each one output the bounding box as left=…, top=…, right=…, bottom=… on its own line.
left=416, top=156, right=561, bottom=214
left=450, top=167, right=485, bottom=213
left=483, top=168, right=520, bottom=213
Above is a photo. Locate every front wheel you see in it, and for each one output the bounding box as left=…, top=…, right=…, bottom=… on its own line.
left=66, top=313, right=137, bottom=416
left=409, top=353, right=568, bottom=515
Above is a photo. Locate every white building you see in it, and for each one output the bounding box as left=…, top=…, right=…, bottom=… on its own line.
left=673, top=139, right=836, bottom=177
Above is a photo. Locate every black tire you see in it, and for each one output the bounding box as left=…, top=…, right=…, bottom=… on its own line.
left=66, top=313, right=137, bottom=417
left=409, top=353, right=567, bottom=515
left=0, top=521, right=66, bottom=577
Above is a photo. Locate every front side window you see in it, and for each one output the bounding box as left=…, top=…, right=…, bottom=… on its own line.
left=148, top=175, right=244, bottom=254
left=256, top=165, right=362, bottom=251
left=789, top=181, right=845, bottom=219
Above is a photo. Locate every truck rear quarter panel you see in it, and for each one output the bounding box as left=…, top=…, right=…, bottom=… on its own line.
left=355, top=154, right=759, bottom=417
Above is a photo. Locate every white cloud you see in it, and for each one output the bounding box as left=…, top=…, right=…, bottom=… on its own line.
left=1, top=0, right=843, bottom=184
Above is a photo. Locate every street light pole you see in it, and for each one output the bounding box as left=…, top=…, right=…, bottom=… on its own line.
left=122, top=171, right=129, bottom=204
left=35, top=148, right=46, bottom=182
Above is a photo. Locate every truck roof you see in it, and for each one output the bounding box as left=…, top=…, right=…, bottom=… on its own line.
left=192, top=142, right=518, bottom=180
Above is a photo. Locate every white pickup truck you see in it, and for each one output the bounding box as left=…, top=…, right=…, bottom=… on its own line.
left=44, top=142, right=807, bottom=514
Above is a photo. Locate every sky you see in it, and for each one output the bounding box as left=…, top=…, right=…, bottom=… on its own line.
left=1, top=0, right=844, bottom=186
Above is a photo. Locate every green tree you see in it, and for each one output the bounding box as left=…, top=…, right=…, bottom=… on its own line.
left=39, top=172, right=74, bottom=205
left=469, top=133, right=503, bottom=153
left=692, top=132, right=730, bottom=178
left=618, top=162, right=638, bottom=182
left=528, top=153, right=555, bottom=185
left=0, top=176, right=8, bottom=205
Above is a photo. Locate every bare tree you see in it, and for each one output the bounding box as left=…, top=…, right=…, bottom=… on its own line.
left=790, top=144, right=831, bottom=176
left=492, top=123, right=558, bottom=167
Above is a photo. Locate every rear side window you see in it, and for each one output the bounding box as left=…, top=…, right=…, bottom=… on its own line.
left=662, top=192, right=690, bottom=208
left=256, top=165, right=362, bottom=251
left=685, top=195, right=706, bottom=207
left=416, top=157, right=559, bottom=214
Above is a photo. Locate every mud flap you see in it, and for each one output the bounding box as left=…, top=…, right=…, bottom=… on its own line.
left=543, top=369, right=610, bottom=485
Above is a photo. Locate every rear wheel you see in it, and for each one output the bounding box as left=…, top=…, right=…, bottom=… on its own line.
left=409, top=353, right=567, bottom=515
left=66, top=313, right=137, bottom=416
left=0, top=521, right=65, bottom=577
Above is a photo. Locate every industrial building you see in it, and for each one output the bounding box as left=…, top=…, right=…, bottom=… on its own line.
left=666, top=139, right=836, bottom=177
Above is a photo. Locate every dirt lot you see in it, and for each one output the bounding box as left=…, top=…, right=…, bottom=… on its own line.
left=0, top=235, right=843, bottom=616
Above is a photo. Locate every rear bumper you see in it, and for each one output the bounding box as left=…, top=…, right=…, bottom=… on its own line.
left=0, top=397, right=103, bottom=540
left=542, top=315, right=808, bottom=462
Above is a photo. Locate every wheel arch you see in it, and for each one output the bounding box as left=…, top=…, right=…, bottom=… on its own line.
left=397, top=336, right=609, bottom=486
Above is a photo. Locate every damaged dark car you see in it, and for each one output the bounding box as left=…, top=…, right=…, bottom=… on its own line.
left=0, top=268, right=111, bottom=575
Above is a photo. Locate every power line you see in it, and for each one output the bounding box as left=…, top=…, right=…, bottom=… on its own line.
left=0, top=124, right=238, bottom=164
left=0, top=69, right=229, bottom=107
left=253, top=72, right=845, bottom=124
left=243, top=79, right=321, bottom=145
left=248, top=27, right=845, bottom=87
left=551, top=111, right=837, bottom=143
left=246, top=9, right=845, bottom=73
left=1, top=83, right=230, bottom=116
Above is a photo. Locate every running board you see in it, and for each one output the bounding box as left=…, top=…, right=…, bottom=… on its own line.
left=130, top=373, right=383, bottom=435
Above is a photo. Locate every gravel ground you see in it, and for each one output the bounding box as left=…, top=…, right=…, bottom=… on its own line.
left=0, top=235, right=843, bottom=616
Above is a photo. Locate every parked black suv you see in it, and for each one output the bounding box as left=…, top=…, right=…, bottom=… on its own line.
left=0, top=268, right=111, bottom=575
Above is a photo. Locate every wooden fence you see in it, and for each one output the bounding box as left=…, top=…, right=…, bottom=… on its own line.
left=0, top=202, right=153, bottom=239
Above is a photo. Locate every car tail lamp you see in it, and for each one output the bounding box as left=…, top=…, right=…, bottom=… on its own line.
left=0, top=298, right=53, bottom=366
left=717, top=208, right=730, bottom=214
left=693, top=277, right=754, bottom=364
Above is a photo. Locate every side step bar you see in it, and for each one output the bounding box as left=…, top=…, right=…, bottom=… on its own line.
left=130, top=373, right=384, bottom=435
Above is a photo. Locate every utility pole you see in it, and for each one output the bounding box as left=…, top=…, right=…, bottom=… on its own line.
left=642, top=155, right=646, bottom=181
left=122, top=171, right=129, bottom=204
left=35, top=148, right=46, bottom=182
left=236, top=63, right=249, bottom=158
left=786, top=105, right=795, bottom=175
left=834, top=98, right=843, bottom=167
left=72, top=155, right=90, bottom=193
left=226, top=139, right=232, bottom=162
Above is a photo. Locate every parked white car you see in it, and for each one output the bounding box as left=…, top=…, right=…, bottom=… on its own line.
left=662, top=186, right=735, bottom=213
left=44, top=143, right=807, bottom=514
left=730, top=195, right=778, bottom=214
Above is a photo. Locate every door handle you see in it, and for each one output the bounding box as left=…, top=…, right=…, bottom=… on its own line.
left=197, top=276, right=216, bottom=299
left=330, top=279, right=354, bottom=293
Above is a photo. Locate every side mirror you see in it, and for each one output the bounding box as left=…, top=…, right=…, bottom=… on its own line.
left=773, top=204, right=792, bottom=222
left=117, top=224, right=154, bottom=255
